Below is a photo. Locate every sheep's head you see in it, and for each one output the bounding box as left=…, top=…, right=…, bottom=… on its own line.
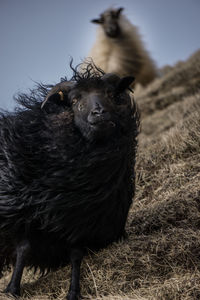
left=42, top=72, right=135, bottom=142
left=91, top=7, right=124, bottom=38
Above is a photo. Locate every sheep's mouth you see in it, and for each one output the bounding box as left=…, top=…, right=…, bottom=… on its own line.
left=88, top=120, right=116, bottom=140
left=89, top=120, right=116, bottom=128
left=106, top=31, right=120, bottom=38
left=105, top=26, right=120, bottom=38
left=86, top=120, right=116, bottom=141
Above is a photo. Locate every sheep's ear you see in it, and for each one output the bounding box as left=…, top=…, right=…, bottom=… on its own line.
left=91, top=18, right=103, bottom=24
left=116, top=7, right=124, bottom=17
left=41, top=81, right=75, bottom=111
left=41, top=91, right=67, bottom=111
left=116, top=76, right=135, bottom=93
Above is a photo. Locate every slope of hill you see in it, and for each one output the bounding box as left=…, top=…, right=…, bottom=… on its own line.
left=0, top=50, right=200, bottom=300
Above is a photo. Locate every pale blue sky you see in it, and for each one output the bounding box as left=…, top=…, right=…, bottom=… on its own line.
left=0, top=0, right=200, bottom=109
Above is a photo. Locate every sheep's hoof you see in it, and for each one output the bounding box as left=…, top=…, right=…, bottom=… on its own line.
left=4, top=285, right=20, bottom=298
left=67, top=290, right=81, bottom=300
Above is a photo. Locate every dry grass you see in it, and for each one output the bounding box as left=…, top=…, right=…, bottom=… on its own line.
left=1, top=50, right=200, bottom=300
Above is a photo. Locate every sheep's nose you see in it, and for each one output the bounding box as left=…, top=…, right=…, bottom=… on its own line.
left=91, top=103, right=106, bottom=116
left=105, top=24, right=120, bottom=37
left=88, top=101, right=111, bottom=125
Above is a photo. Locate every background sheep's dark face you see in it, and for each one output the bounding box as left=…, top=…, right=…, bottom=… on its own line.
left=43, top=73, right=134, bottom=142
left=91, top=7, right=124, bottom=38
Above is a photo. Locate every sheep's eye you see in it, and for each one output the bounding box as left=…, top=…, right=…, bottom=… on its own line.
left=100, top=15, right=104, bottom=23
left=78, top=103, right=84, bottom=111
left=107, top=91, right=114, bottom=99
left=72, top=98, right=78, bottom=105
left=111, top=12, right=116, bottom=18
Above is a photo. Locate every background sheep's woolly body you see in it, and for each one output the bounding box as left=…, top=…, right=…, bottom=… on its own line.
left=86, top=8, right=157, bottom=87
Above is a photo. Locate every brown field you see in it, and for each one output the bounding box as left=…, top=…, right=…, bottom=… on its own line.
left=1, top=50, right=200, bottom=300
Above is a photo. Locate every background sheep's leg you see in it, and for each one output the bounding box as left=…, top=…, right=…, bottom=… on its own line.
left=67, top=247, right=84, bottom=300
left=4, top=240, right=30, bottom=297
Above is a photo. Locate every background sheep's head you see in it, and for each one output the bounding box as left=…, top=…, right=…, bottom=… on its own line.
left=91, top=7, right=124, bottom=38
left=42, top=72, right=134, bottom=142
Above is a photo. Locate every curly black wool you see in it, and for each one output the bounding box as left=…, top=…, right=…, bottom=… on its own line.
left=0, top=63, right=139, bottom=298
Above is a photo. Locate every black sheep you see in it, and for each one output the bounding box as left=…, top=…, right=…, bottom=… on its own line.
left=0, top=63, right=139, bottom=300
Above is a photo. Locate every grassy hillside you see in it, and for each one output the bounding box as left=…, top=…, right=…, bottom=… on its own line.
left=1, top=50, right=200, bottom=300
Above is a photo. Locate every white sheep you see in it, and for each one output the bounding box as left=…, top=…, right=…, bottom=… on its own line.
left=86, top=7, right=157, bottom=86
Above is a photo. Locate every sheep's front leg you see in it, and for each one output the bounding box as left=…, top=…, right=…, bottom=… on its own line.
left=67, top=247, right=84, bottom=300
left=4, top=240, right=30, bottom=297
left=0, top=256, right=4, bottom=278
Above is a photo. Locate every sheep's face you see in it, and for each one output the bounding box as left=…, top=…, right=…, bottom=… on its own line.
left=42, top=74, right=134, bottom=142
left=68, top=74, right=134, bottom=141
left=69, top=89, right=116, bottom=141
left=91, top=8, right=124, bottom=38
